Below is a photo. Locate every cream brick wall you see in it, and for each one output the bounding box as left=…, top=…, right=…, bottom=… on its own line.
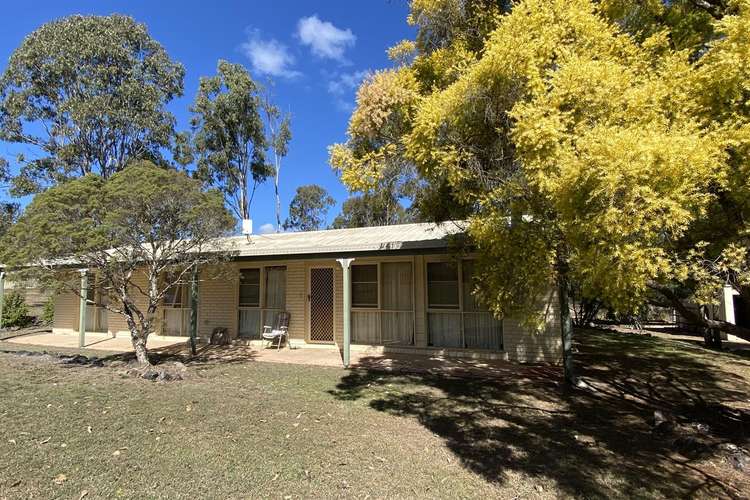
left=198, top=264, right=237, bottom=339
left=51, top=254, right=563, bottom=364
left=52, top=289, right=78, bottom=334
left=502, top=288, right=562, bottom=363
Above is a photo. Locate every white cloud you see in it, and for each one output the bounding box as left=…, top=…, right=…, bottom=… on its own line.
left=240, top=30, right=300, bottom=79
left=297, top=15, right=356, bottom=62
left=327, top=70, right=369, bottom=96
left=258, top=223, right=276, bottom=234
left=327, top=70, right=370, bottom=112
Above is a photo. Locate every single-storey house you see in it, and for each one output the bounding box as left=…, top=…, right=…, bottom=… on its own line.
left=50, top=222, right=562, bottom=364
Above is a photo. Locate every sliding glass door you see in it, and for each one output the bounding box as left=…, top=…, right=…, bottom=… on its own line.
left=239, top=266, right=286, bottom=339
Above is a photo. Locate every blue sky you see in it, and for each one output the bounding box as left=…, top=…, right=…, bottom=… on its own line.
left=0, top=0, right=414, bottom=233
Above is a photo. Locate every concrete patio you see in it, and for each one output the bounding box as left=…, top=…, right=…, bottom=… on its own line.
left=0, top=330, right=557, bottom=380
left=1, top=331, right=182, bottom=351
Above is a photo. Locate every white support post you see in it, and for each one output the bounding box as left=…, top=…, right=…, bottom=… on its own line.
left=721, top=285, right=736, bottom=325
left=189, top=265, right=199, bottom=355
left=337, top=258, right=354, bottom=368
left=720, top=284, right=736, bottom=341
left=78, top=269, right=88, bottom=349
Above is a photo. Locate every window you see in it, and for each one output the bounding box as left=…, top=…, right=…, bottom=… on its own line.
left=381, top=262, right=412, bottom=311
left=162, top=274, right=190, bottom=336
left=164, top=283, right=188, bottom=308
left=427, top=262, right=459, bottom=309
left=238, top=266, right=286, bottom=339
left=85, top=277, right=109, bottom=307
left=352, top=264, right=378, bottom=308
left=239, top=269, right=260, bottom=307
left=83, top=274, right=108, bottom=333
left=427, top=260, right=503, bottom=350
left=350, top=262, right=414, bottom=346
left=264, top=266, right=286, bottom=310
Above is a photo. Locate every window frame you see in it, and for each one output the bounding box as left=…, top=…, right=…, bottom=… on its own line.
left=426, top=261, right=461, bottom=310
left=85, top=274, right=110, bottom=308
left=238, top=268, right=262, bottom=308
left=160, top=274, right=193, bottom=337
left=163, top=282, right=189, bottom=308
left=351, top=263, right=379, bottom=309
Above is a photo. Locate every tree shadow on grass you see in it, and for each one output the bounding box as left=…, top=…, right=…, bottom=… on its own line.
left=330, top=329, right=750, bottom=498
left=98, top=343, right=260, bottom=367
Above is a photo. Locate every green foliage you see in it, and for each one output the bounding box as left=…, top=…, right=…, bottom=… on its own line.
left=2, top=161, right=234, bottom=269
left=191, top=60, right=271, bottom=220
left=599, top=0, right=735, bottom=52
left=331, top=192, right=414, bottom=229
left=331, top=0, right=750, bottom=329
left=0, top=202, right=18, bottom=241
left=2, top=291, right=30, bottom=328
left=284, top=185, right=335, bottom=231
left=41, top=296, right=55, bottom=325
left=329, top=69, right=436, bottom=222
left=0, top=161, right=235, bottom=362
left=0, top=14, right=185, bottom=194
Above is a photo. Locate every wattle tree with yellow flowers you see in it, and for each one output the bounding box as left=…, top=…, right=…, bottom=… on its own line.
left=331, top=0, right=750, bottom=384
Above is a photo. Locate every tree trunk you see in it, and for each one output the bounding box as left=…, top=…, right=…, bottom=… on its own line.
left=556, top=252, right=576, bottom=386
left=275, top=155, right=281, bottom=232
left=132, top=333, right=150, bottom=365
left=239, top=171, right=249, bottom=221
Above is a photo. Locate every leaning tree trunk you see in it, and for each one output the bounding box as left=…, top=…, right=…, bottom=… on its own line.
left=556, top=252, right=576, bottom=386
left=655, top=285, right=750, bottom=343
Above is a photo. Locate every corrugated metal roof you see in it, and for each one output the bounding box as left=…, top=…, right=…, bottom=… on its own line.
left=220, top=222, right=466, bottom=258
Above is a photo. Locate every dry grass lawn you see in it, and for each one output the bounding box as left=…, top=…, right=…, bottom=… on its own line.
left=0, top=328, right=749, bottom=499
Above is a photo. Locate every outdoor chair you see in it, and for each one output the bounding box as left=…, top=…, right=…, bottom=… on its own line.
left=262, top=311, right=290, bottom=350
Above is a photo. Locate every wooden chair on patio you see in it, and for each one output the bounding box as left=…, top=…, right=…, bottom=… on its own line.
left=262, top=311, right=290, bottom=350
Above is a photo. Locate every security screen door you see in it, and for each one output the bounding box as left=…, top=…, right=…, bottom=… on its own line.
left=309, top=267, right=334, bottom=342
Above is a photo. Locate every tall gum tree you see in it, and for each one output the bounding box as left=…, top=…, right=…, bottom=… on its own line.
left=191, top=60, right=272, bottom=223
left=0, top=14, right=185, bottom=195
left=262, top=90, right=292, bottom=232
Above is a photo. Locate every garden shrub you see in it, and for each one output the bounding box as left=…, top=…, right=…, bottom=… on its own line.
left=2, top=291, right=31, bottom=328
left=41, top=296, right=55, bottom=325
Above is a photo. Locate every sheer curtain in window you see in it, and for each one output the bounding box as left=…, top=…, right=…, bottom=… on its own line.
left=381, top=262, right=414, bottom=345
left=263, top=266, right=287, bottom=330
left=265, top=267, right=286, bottom=309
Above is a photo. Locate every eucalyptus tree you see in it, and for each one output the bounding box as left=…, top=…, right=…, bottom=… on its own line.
left=0, top=15, right=185, bottom=194
left=283, top=184, right=335, bottom=232
left=262, top=92, right=292, bottom=232
left=0, top=162, right=235, bottom=364
left=191, top=60, right=273, bottom=222
left=331, top=192, right=412, bottom=229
